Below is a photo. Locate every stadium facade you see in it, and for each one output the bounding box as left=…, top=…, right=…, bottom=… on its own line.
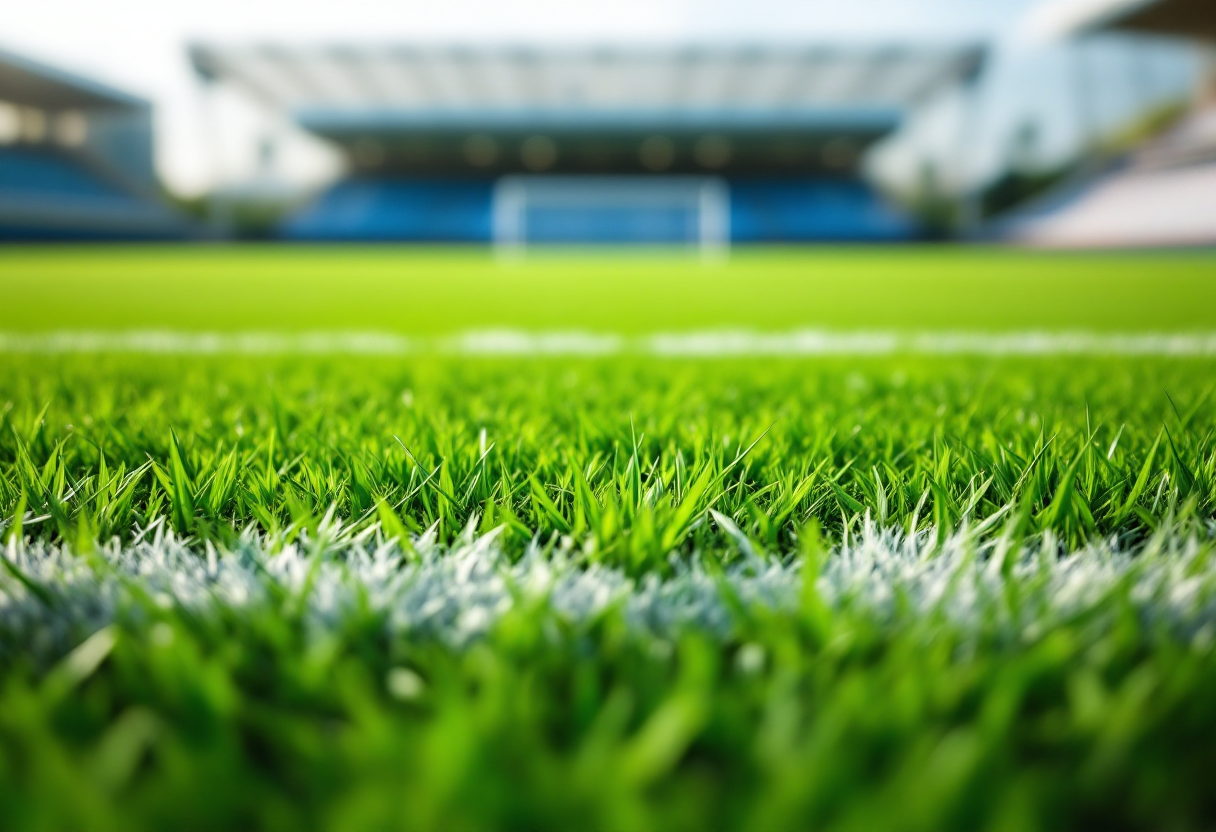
left=191, top=45, right=985, bottom=245
left=1030, top=0, right=1215, bottom=41
left=0, top=48, right=186, bottom=241
left=1005, top=0, right=1216, bottom=248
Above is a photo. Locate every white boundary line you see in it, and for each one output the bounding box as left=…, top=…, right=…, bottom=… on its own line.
left=3, top=330, right=1216, bottom=357
left=3, top=521, right=1216, bottom=653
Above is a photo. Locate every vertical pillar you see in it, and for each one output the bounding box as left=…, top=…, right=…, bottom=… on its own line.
left=698, top=178, right=730, bottom=262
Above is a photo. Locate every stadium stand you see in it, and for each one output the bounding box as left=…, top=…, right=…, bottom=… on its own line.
left=997, top=108, right=1216, bottom=248
left=0, top=47, right=187, bottom=240
left=730, top=179, right=915, bottom=242
left=284, top=179, right=493, bottom=242
left=1027, top=0, right=1215, bottom=42
left=1006, top=0, right=1215, bottom=247
left=191, top=45, right=985, bottom=245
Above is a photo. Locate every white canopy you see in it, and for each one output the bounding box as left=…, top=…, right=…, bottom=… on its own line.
left=0, top=46, right=148, bottom=111
left=189, top=44, right=984, bottom=119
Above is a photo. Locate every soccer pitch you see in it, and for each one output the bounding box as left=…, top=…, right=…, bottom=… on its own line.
left=3, top=245, right=1216, bottom=334
left=2, top=246, right=1216, bottom=831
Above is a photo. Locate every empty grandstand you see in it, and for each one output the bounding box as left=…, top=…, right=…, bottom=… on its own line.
left=0, top=47, right=186, bottom=240
left=189, top=45, right=985, bottom=246
left=1007, top=0, right=1215, bottom=248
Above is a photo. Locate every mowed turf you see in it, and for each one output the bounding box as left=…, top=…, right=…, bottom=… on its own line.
left=2, top=247, right=1216, bottom=832
left=2, top=353, right=1213, bottom=555
left=1, top=245, right=1215, bottom=333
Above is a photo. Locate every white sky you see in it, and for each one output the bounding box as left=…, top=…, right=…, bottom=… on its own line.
left=0, top=0, right=1196, bottom=196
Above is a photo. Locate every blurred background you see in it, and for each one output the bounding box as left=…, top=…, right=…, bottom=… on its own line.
left=0, top=0, right=1212, bottom=248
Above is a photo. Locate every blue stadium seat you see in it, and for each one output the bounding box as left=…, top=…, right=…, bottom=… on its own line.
left=283, top=179, right=493, bottom=241
left=281, top=176, right=916, bottom=243
left=0, top=147, right=145, bottom=203
left=0, top=146, right=185, bottom=240
left=729, top=179, right=915, bottom=242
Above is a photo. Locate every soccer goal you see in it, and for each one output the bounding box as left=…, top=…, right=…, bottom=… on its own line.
left=492, top=176, right=730, bottom=258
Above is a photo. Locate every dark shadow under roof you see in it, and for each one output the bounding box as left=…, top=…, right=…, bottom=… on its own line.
left=1033, top=0, right=1216, bottom=42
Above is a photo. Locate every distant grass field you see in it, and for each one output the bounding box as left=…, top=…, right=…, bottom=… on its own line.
left=2, top=247, right=1216, bottom=831
left=2, top=245, right=1215, bottom=333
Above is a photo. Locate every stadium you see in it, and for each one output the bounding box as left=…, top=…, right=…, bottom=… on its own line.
left=1002, top=0, right=1216, bottom=247
left=0, top=48, right=186, bottom=240
left=1, top=0, right=1216, bottom=830
left=190, top=43, right=984, bottom=245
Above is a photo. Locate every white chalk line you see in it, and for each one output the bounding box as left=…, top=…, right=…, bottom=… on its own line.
left=3, top=519, right=1216, bottom=657
left=3, top=329, right=1216, bottom=357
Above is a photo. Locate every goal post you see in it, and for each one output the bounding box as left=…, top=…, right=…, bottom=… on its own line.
left=492, top=175, right=730, bottom=259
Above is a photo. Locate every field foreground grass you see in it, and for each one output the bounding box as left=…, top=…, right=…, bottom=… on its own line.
left=2, top=352, right=1216, bottom=831
left=3, top=247, right=1216, bottom=831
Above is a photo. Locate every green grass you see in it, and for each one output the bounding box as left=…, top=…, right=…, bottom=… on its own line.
left=3, top=247, right=1216, bottom=831
left=2, top=354, right=1213, bottom=557
left=1, top=245, right=1214, bottom=333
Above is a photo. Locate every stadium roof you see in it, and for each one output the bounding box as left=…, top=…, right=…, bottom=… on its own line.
left=0, top=47, right=148, bottom=111
left=191, top=44, right=985, bottom=177
left=1023, top=0, right=1216, bottom=42
left=189, top=44, right=985, bottom=134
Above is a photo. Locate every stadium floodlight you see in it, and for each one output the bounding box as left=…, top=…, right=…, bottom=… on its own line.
left=492, top=176, right=730, bottom=259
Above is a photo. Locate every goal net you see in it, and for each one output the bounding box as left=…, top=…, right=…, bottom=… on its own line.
left=492, top=176, right=730, bottom=258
